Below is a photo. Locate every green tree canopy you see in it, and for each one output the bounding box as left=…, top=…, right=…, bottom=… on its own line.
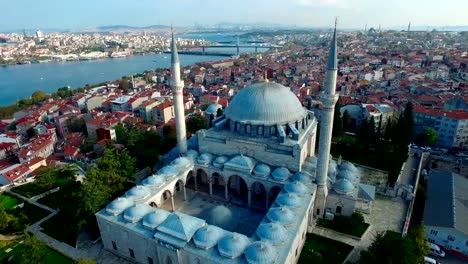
left=333, top=102, right=344, bottom=138
left=17, top=235, right=46, bottom=264
left=421, top=128, right=437, bottom=146
left=342, top=110, right=351, bottom=132
left=118, top=78, right=130, bottom=92
left=187, top=114, right=207, bottom=134
left=31, top=90, right=47, bottom=103
left=0, top=207, right=11, bottom=231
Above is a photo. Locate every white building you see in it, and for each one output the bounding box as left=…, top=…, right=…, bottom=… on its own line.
left=424, top=170, right=468, bottom=257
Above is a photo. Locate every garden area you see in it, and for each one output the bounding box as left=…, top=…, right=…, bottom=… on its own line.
left=1, top=201, right=50, bottom=234
left=0, top=193, right=21, bottom=209
left=11, top=167, right=75, bottom=198
left=299, top=233, right=353, bottom=263
left=317, top=212, right=369, bottom=238
left=0, top=236, right=74, bottom=264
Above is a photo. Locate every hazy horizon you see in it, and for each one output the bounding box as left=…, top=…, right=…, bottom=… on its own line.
left=1, top=0, right=467, bottom=32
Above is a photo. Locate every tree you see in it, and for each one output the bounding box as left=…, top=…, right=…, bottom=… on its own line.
left=163, top=125, right=177, bottom=150
left=402, top=102, right=415, bottom=144
left=342, top=110, right=351, bottom=132
left=77, top=259, right=96, bottom=264
left=0, top=207, right=11, bottom=231
left=118, top=78, right=129, bottom=92
left=421, top=128, right=437, bottom=146
left=332, top=102, right=343, bottom=138
left=359, top=231, right=417, bottom=264
left=35, top=166, right=58, bottom=189
left=357, top=119, right=370, bottom=147
left=67, top=117, right=87, bottom=134
left=31, top=90, right=47, bottom=103
left=216, top=108, right=224, bottom=117
left=17, top=235, right=46, bottom=264
left=368, top=116, right=377, bottom=146
left=187, top=114, right=207, bottom=134
left=407, top=225, right=430, bottom=260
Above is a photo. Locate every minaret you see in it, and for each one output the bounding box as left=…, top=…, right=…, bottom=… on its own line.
left=407, top=22, right=411, bottom=34
left=170, top=29, right=188, bottom=154
left=314, top=20, right=339, bottom=218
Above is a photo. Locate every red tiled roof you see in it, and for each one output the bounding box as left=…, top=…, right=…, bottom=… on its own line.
left=63, top=146, right=79, bottom=156
left=414, top=105, right=468, bottom=120
left=1, top=164, right=30, bottom=182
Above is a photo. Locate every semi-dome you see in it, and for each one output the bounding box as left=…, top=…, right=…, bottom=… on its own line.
left=213, top=156, right=228, bottom=168
left=244, top=241, right=277, bottom=264
left=123, top=204, right=153, bottom=223
left=337, top=169, right=357, bottom=182
left=224, top=82, right=307, bottom=126
left=171, top=157, right=191, bottom=169
left=275, top=193, right=301, bottom=209
left=142, top=175, right=165, bottom=189
left=334, top=179, right=355, bottom=195
left=256, top=222, right=288, bottom=245
left=197, top=153, right=213, bottom=165
left=291, top=172, right=310, bottom=183
left=206, top=103, right=223, bottom=115
left=193, top=225, right=225, bottom=250
left=271, top=167, right=290, bottom=182
left=284, top=181, right=308, bottom=195
left=253, top=164, right=271, bottom=178
left=125, top=185, right=151, bottom=202
left=106, top=197, right=134, bottom=215
left=340, top=162, right=358, bottom=173
left=217, top=233, right=251, bottom=259
left=204, top=205, right=233, bottom=230
left=142, top=209, right=170, bottom=230
left=266, top=207, right=295, bottom=225
left=225, top=155, right=256, bottom=171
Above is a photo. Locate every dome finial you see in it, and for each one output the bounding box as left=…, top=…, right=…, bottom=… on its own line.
left=263, top=71, right=269, bottom=83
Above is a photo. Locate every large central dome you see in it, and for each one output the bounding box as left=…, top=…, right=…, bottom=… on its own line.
left=224, top=82, right=307, bottom=125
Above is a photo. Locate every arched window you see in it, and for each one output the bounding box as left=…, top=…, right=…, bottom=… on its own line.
left=246, top=124, right=251, bottom=134
left=270, top=126, right=276, bottom=135
left=258, top=125, right=264, bottom=135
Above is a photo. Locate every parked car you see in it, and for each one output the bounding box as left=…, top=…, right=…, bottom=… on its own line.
left=429, top=242, right=445, bottom=258
left=424, top=256, right=440, bottom=264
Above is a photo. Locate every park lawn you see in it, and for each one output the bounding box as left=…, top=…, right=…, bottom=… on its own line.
left=317, top=216, right=369, bottom=238
left=37, top=189, right=65, bottom=210
left=11, top=182, right=52, bottom=198
left=0, top=193, right=21, bottom=209
left=299, top=233, right=353, bottom=264
left=0, top=241, right=74, bottom=264
left=2, top=202, right=51, bottom=234
left=40, top=215, right=78, bottom=247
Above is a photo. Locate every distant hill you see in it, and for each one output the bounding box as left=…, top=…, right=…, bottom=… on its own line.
left=78, top=24, right=172, bottom=33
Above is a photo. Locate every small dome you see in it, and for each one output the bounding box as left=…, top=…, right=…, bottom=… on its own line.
left=266, top=207, right=295, bottom=225
left=225, top=155, right=256, bottom=171
left=123, top=204, right=153, bottom=223
left=284, top=181, right=308, bottom=195
left=337, top=169, right=357, bottom=182
left=244, top=241, right=277, bottom=264
left=328, top=176, right=336, bottom=185
left=291, top=171, right=310, bottom=183
left=125, top=185, right=151, bottom=202
left=158, top=166, right=178, bottom=180
left=253, top=164, right=271, bottom=178
left=193, top=225, right=225, bottom=249
left=334, top=179, right=355, bottom=195
left=213, top=156, right=228, bottom=168
left=275, top=193, right=301, bottom=209
left=142, top=175, right=165, bottom=189
left=328, top=160, right=337, bottom=175
left=224, top=82, right=307, bottom=126
left=271, top=167, right=290, bottom=182
left=204, top=206, right=233, bottom=229
left=171, top=157, right=191, bottom=169
left=217, top=233, right=251, bottom=259
left=256, top=222, right=288, bottom=245
left=340, top=162, right=358, bottom=173
left=205, top=103, right=223, bottom=115
left=197, top=153, right=213, bottom=165
left=183, top=149, right=199, bottom=160
left=142, top=209, right=170, bottom=230
left=106, top=197, right=134, bottom=215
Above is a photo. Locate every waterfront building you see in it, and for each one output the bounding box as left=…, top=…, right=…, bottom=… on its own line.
left=96, top=23, right=376, bottom=264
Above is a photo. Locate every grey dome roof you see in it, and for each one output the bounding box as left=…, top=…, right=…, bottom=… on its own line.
left=334, top=179, right=355, bottom=195
left=253, top=164, right=271, bottom=177
left=193, top=225, right=225, bottom=250
left=142, top=209, right=170, bottom=230
left=171, top=157, right=191, bottom=169
left=183, top=149, right=199, bottom=160
left=123, top=204, right=153, bottom=223
left=224, top=82, right=307, bottom=126
left=204, top=206, right=233, bottom=229
left=276, top=193, right=301, bottom=209
left=217, top=233, right=251, bottom=259
left=197, top=153, right=213, bottom=165
left=256, top=222, right=288, bottom=245
left=225, top=155, right=256, bottom=171
left=340, top=162, right=358, bottom=173
left=337, top=169, right=357, bottom=182
left=142, top=175, right=165, bottom=189
left=244, top=241, right=277, bottom=264
left=158, top=166, right=178, bottom=180
left=125, top=185, right=151, bottom=201
left=266, top=207, right=295, bottom=225
left=106, top=197, right=134, bottom=215
left=213, top=156, right=228, bottom=168
left=271, top=167, right=290, bottom=182
left=206, top=103, right=223, bottom=115
left=284, top=181, right=308, bottom=195
left=292, top=172, right=311, bottom=183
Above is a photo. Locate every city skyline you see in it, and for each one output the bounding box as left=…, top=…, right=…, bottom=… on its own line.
left=1, top=0, right=467, bottom=32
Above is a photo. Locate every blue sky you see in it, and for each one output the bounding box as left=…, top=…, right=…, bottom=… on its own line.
left=1, top=0, right=467, bottom=31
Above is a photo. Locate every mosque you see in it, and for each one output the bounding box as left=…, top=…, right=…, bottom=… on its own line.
left=96, top=23, right=376, bottom=264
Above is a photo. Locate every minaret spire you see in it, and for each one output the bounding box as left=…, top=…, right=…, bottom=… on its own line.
left=170, top=26, right=187, bottom=154
left=313, top=19, right=340, bottom=218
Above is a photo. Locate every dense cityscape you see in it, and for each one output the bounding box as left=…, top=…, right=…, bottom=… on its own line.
left=0, top=2, right=467, bottom=264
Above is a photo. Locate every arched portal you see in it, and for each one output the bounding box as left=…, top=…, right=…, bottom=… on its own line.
left=174, top=179, right=187, bottom=201
left=196, top=169, right=209, bottom=194
left=161, top=190, right=175, bottom=211
left=186, top=171, right=195, bottom=190
left=227, top=175, right=248, bottom=204
left=251, top=181, right=267, bottom=208
left=212, top=172, right=225, bottom=198
left=268, top=186, right=282, bottom=207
